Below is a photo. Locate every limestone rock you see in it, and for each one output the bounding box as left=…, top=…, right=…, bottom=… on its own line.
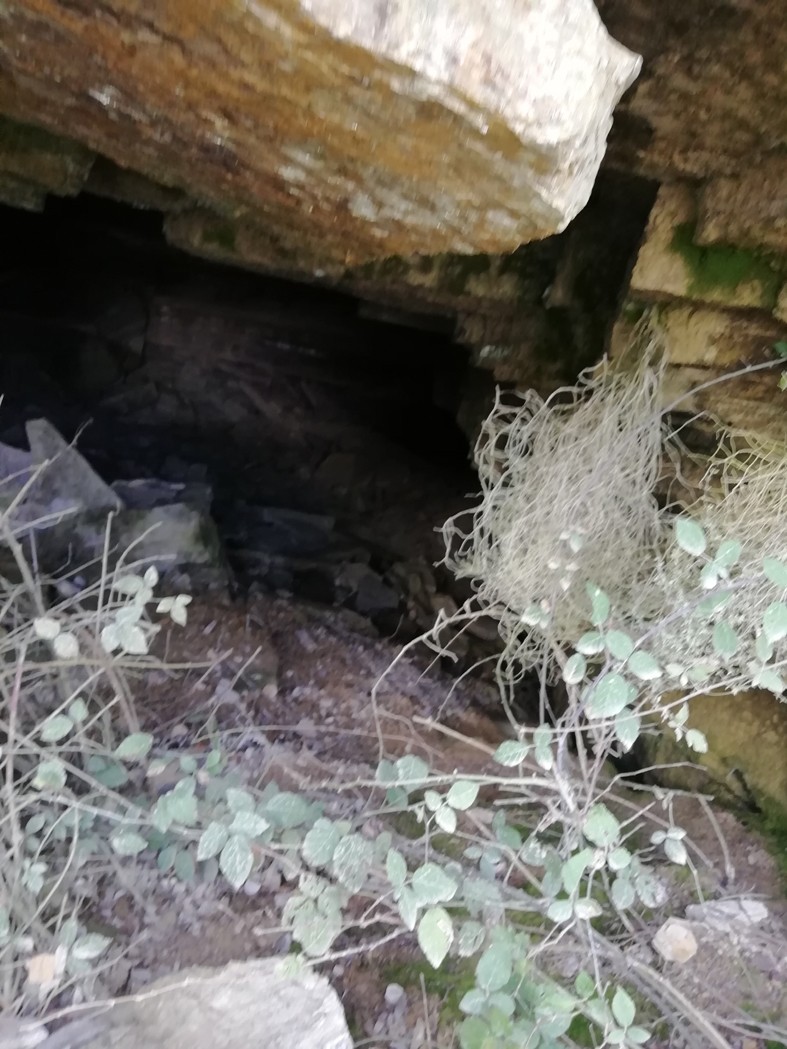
left=78, top=959, right=353, bottom=1049
left=0, top=1, right=639, bottom=268
left=25, top=418, right=121, bottom=517
left=597, top=1, right=787, bottom=183
left=776, top=285, right=787, bottom=327
left=696, top=157, right=787, bottom=256
left=629, top=184, right=784, bottom=312
left=652, top=918, right=698, bottom=964
left=611, top=304, right=787, bottom=441
left=638, top=690, right=787, bottom=819
left=0, top=114, right=93, bottom=205
left=685, top=899, right=769, bottom=933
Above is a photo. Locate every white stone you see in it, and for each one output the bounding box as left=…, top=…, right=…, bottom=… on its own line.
left=79, top=959, right=353, bottom=1049
left=652, top=918, right=698, bottom=964
left=384, top=983, right=406, bottom=1007
left=685, top=898, right=769, bottom=932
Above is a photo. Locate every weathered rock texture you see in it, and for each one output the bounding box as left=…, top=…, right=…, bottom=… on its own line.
left=639, top=690, right=787, bottom=819
left=611, top=182, right=787, bottom=441
left=597, top=0, right=787, bottom=183
left=0, top=0, right=639, bottom=267
left=77, top=960, right=353, bottom=1049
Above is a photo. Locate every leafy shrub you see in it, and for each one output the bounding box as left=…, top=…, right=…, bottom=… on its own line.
left=4, top=339, right=786, bottom=1049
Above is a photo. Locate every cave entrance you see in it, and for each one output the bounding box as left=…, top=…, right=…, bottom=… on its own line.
left=0, top=192, right=480, bottom=632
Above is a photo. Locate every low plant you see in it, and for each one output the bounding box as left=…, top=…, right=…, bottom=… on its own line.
left=3, top=330, right=786, bottom=1049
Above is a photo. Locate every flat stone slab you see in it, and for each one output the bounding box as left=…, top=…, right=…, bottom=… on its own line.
left=78, top=960, right=353, bottom=1049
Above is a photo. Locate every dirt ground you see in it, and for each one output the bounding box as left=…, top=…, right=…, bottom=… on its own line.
left=80, top=588, right=787, bottom=1049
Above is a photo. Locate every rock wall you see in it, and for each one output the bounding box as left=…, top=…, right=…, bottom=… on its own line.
left=611, top=182, right=787, bottom=441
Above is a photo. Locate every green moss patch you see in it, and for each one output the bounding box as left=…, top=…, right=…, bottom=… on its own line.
left=671, top=222, right=785, bottom=306
left=384, top=958, right=475, bottom=1024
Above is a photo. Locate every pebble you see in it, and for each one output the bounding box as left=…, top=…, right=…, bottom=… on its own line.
left=653, top=918, right=698, bottom=963
left=385, top=983, right=406, bottom=1007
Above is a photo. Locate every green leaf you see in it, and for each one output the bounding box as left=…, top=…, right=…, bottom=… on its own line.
left=71, top=933, right=111, bottom=961
left=91, top=759, right=128, bottom=789
left=375, top=759, right=396, bottom=784
left=576, top=631, right=605, bottom=655
left=459, top=989, right=488, bottom=1016
left=700, top=563, right=719, bottom=590
left=547, top=899, right=574, bottom=924
left=753, top=666, right=786, bottom=694
left=575, top=971, right=595, bottom=998
left=488, top=991, right=516, bottom=1018
left=607, top=847, right=632, bottom=872
left=34, top=616, right=61, bottom=640
left=763, top=557, right=787, bottom=588
left=331, top=834, right=374, bottom=893
left=476, top=942, right=513, bottom=992
left=712, top=622, right=739, bottom=658
left=675, top=517, right=706, bottom=556
left=417, top=906, right=453, bottom=968
left=425, top=790, right=443, bottom=812
left=386, top=848, right=408, bottom=890
left=40, top=714, right=74, bottom=742
left=574, top=898, right=602, bottom=920
left=226, top=788, right=255, bottom=813
left=219, top=833, right=254, bottom=889
left=397, top=886, right=419, bottom=930
left=32, top=759, right=66, bottom=791
left=166, top=789, right=198, bottom=826
left=606, top=630, right=634, bottom=661
left=586, top=673, right=632, bottom=719
left=614, top=711, right=641, bottom=752
left=586, top=584, right=610, bottom=626
left=292, top=897, right=341, bottom=957
left=458, top=1018, right=489, bottom=1049
left=447, top=780, right=480, bottom=811
left=611, top=876, right=635, bottom=910
left=561, top=848, right=592, bottom=895
left=533, top=725, right=553, bottom=770
left=493, top=740, right=530, bottom=766
left=457, top=920, right=486, bottom=958
left=612, top=987, right=636, bottom=1028
left=394, top=754, right=430, bottom=784
left=663, top=837, right=688, bottom=865
left=411, top=862, right=458, bottom=904
left=264, top=791, right=313, bottom=828
left=763, top=601, right=787, bottom=643
left=114, top=732, right=154, bottom=762
left=230, top=811, right=270, bottom=838
left=562, top=653, right=587, bottom=685
left=627, top=1026, right=652, bottom=1044
left=715, top=540, right=741, bottom=568
left=53, top=632, right=79, bottom=659
left=775, top=340, right=787, bottom=359
left=196, top=818, right=227, bottom=860
left=67, top=698, right=89, bottom=723
left=583, top=804, right=621, bottom=848
left=174, top=849, right=196, bottom=883
left=685, top=728, right=708, bottom=753
left=627, top=650, right=662, bottom=681
left=302, top=818, right=341, bottom=867
left=435, top=805, right=458, bottom=833
left=110, top=830, right=148, bottom=856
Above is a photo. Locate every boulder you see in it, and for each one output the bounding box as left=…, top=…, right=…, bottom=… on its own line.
left=18, top=960, right=352, bottom=1049
left=638, top=689, right=787, bottom=821
left=0, top=1, right=639, bottom=268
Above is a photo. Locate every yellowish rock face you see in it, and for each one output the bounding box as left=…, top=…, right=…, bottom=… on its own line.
left=0, top=1, right=639, bottom=269
left=644, top=689, right=787, bottom=816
